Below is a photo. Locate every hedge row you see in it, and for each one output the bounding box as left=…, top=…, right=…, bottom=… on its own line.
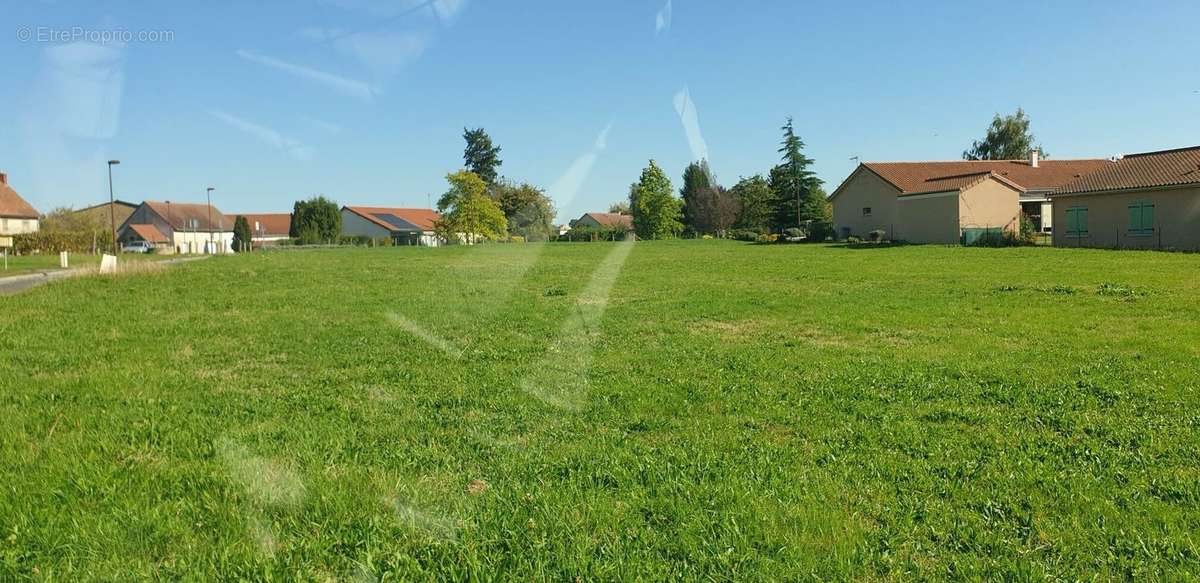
left=12, top=231, right=113, bottom=254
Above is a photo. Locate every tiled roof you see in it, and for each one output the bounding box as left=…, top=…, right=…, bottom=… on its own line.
left=581, top=212, right=633, bottom=229
left=239, top=213, right=292, bottom=236
left=0, top=179, right=39, bottom=219
left=851, top=159, right=1110, bottom=196
left=1053, top=146, right=1200, bottom=196
left=899, top=171, right=1025, bottom=197
left=144, top=201, right=232, bottom=232
left=344, top=207, right=441, bottom=232
left=127, top=223, right=170, bottom=243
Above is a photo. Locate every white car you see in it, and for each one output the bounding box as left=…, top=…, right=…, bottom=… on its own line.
left=121, top=241, right=154, bottom=254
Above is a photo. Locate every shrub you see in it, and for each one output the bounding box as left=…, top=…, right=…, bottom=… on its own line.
left=729, top=229, right=760, bottom=242
left=755, top=233, right=779, bottom=244
left=867, top=230, right=887, bottom=243
left=846, top=236, right=862, bottom=244
left=13, top=230, right=113, bottom=254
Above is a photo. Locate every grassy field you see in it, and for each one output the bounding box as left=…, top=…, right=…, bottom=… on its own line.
left=0, top=252, right=167, bottom=277
left=2, top=241, right=1199, bottom=580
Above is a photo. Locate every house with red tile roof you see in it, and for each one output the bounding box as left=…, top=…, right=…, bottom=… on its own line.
left=830, top=151, right=1109, bottom=243
left=238, top=213, right=292, bottom=243
left=118, top=200, right=235, bottom=254
left=0, top=172, right=41, bottom=236
left=1049, top=146, right=1200, bottom=250
left=341, top=206, right=442, bottom=246
left=572, top=212, right=633, bottom=231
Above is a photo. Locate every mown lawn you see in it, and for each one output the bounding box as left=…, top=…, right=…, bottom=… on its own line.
left=2, top=241, right=1199, bottom=580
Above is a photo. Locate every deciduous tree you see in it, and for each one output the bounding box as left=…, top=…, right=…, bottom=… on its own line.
left=491, top=179, right=556, bottom=240
left=730, top=175, right=774, bottom=233
left=435, top=170, right=508, bottom=243
left=290, top=196, right=341, bottom=244
left=629, top=160, right=682, bottom=240
left=963, top=108, right=1046, bottom=161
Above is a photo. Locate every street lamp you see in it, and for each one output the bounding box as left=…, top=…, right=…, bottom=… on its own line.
left=206, top=187, right=215, bottom=254
left=107, top=160, right=120, bottom=255
left=166, top=200, right=172, bottom=253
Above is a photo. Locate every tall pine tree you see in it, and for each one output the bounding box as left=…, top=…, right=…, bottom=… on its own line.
left=769, top=118, right=825, bottom=231
left=462, top=128, right=503, bottom=185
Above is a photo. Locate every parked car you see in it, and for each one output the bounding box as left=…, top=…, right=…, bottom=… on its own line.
left=121, top=241, right=154, bottom=254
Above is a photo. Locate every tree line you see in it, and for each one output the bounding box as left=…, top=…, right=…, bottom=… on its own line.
left=269, top=107, right=1044, bottom=248
left=626, top=117, right=830, bottom=240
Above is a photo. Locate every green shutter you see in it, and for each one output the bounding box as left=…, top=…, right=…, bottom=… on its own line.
left=1127, top=202, right=1155, bottom=235
left=1066, top=207, right=1088, bottom=236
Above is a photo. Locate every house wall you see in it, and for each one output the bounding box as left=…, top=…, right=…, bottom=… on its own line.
left=1052, top=185, right=1200, bottom=250
left=896, top=192, right=960, bottom=244
left=341, top=209, right=391, bottom=239
left=0, top=217, right=39, bottom=235
left=122, top=205, right=174, bottom=239
left=172, top=231, right=234, bottom=254
left=831, top=168, right=902, bottom=239
left=959, top=180, right=1021, bottom=233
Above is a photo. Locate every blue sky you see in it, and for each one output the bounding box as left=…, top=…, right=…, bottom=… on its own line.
left=2, top=0, right=1198, bottom=221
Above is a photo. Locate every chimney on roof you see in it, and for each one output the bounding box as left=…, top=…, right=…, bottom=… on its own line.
left=0, top=171, right=7, bottom=185
left=1029, top=149, right=1040, bottom=168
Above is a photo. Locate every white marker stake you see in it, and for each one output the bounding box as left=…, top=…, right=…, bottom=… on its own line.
left=100, top=254, right=117, bottom=274
left=60, top=251, right=69, bottom=269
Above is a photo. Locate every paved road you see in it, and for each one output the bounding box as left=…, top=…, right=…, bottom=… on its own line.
left=0, top=255, right=209, bottom=296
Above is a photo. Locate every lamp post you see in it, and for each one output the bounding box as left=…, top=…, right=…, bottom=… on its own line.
left=166, top=200, right=172, bottom=253
left=107, top=160, right=120, bottom=255
left=206, top=187, right=215, bottom=254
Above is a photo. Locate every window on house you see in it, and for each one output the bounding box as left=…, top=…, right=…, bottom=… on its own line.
left=1128, top=201, right=1155, bottom=236
left=862, top=207, right=872, bottom=217
left=1, top=219, right=8, bottom=232
left=1065, top=206, right=1088, bottom=237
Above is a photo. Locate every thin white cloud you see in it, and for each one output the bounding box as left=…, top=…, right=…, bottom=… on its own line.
left=209, top=110, right=315, bottom=161
left=303, top=116, right=344, bottom=134
left=673, top=86, right=708, bottom=161
left=236, top=49, right=377, bottom=101
left=655, top=0, right=672, bottom=34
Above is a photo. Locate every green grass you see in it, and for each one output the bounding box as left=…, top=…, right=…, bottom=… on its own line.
left=0, top=253, right=168, bottom=277
left=3, top=242, right=1199, bottom=580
